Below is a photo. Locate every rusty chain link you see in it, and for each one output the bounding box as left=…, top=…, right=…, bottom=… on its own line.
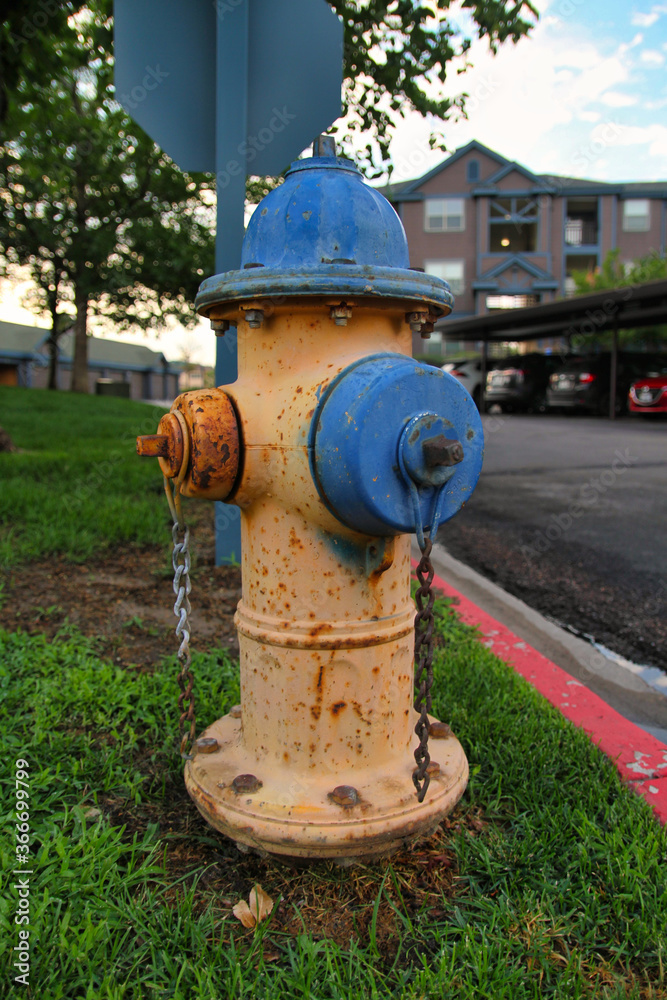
left=413, top=533, right=435, bottom=802
left=164, top=473, right=197, bottom=760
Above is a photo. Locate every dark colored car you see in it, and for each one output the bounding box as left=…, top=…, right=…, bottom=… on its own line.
left=547, top=353, right=666, bottom=416
left=485, top=353, right=562, bottom=413
left=629, top=363, right=667, bottom=416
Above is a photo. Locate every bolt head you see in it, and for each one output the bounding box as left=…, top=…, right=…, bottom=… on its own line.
left=244, top=309, right=264, bottom=328
left=232, top=773, right=263, bottom=794
left=330, top=304, right=352, bottom=327
left=210, top=318, right=230, bottom=336
left=229, top=704, right=242, bottom=719
left=328, top=785, right=359, bottom=808
left=425, top=761, right=441, bottom=777
left=423, top=435, right=464, bottom=469
left=428, top=721, right=453, bottom=739
left=194, top=737, right=219, bottom=755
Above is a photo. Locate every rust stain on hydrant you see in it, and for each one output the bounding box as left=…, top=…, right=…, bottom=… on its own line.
left=136, top=139, right=483, bottom=861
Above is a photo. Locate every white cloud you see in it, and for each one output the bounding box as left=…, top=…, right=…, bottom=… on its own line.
left=384, top=3, right=667, bottom=185
left=600, top=91, right=639, bottom=106
left=608, top=123, right=667, bottom=159
left=632, top=12, right=659, bottom=27
left=639, top=49, right=665, bottom=65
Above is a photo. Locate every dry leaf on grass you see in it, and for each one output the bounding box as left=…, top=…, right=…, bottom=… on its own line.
left=233, top=884, right=274, bottom=928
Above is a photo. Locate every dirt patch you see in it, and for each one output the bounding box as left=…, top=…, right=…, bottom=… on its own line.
left=0, top=506, right=241, bottom=668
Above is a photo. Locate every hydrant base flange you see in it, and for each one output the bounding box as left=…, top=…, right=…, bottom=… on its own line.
left=184, top=713, right=468, bottom=861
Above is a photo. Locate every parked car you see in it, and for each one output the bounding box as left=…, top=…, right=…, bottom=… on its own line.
left=547, top=353, right=665, bottom=416
left=628, top=362, right=667, bottom=416
left=484, top=353, right=562, bottom=413
left=441, top=358, right=484, bottom=409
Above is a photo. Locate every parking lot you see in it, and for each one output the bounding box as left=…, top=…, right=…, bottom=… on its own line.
left=438, top=413, right=667, bottom=670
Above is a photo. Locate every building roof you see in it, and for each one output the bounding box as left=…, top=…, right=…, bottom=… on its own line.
left=376, top=140, right=667, bottom=202
left=56, top=331, right=173, bottom=371
left=436, top=278, right=667, bottom=342
left=0, top=319, right=176, bottom=372
left=0, top=320, right=50, bottom=358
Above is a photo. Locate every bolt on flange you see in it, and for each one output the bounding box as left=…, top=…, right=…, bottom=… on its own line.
left=244, top=309, right=264, bottom=328
left=328, top=785, right=360, bottom=808
left=406, top=310, right=435, bottom=339
left=330, top=303, right=352, bottom=326
left=232, top=774, right=263, bottom=794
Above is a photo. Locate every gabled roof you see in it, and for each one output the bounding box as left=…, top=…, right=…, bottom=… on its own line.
left=375, top=140, right=667, bottom=203
left=479, top=254, right=554, bottom=281
left=480, top=160, right=552, bottom=190
left=376, top=139, right=510, bottom=200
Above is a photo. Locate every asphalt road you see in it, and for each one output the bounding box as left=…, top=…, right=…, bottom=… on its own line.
left=437, top=413, right=667, bottom=671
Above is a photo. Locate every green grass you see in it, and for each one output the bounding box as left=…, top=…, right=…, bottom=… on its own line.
left=1, top=386, right=665, bottom=997
left=1, top=606, right=665, bottom=999
left=0, top=386, right=171, bottom=567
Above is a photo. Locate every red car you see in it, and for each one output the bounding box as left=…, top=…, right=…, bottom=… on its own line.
left=628, top=364, right=667, bottom=415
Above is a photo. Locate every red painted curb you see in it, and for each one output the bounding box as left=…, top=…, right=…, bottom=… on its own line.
left=413, top=559, right=667, bottom=825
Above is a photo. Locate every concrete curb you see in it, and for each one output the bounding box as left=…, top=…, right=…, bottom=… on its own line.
left=412, top=554, right=667, bottom=826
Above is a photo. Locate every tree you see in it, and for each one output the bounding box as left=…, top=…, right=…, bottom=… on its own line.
left=0, top=2, right=214, bottom=392
left=328, top=0, right=539, bottom=174
left=1, top=1, right=538, bottom=388
left=571, top=248, right=667, bottom=351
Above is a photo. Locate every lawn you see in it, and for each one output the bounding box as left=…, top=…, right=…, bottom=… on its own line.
left=0, top=387, right=665, bottom=999
left=0, top=386, right=171, bottom=567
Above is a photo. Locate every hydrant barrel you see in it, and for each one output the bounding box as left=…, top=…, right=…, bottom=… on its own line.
left=145, top=140, right=484, bottom=861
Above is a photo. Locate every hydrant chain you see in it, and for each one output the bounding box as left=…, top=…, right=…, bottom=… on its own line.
left=413, top=535, right=436, bottom=802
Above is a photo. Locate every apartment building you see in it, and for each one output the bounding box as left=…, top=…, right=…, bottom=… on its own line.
left=381, top=140, right=667, bottom=354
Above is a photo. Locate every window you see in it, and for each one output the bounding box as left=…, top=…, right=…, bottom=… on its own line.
left=488, top=196, right=538, bottom=252
left=424, top=259, right=465, bottom=295
left=486, top=295, right=539, bottom=310
left=466, top=160, right=479, bottom=182
left=424, top=198, right=465, bottom=232
left=623, top=199, right=650, bottom=232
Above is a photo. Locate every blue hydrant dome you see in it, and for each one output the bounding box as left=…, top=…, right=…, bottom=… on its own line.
left=195, top=148, right=454, bottom=317
left=241, top=157, right=410, bottom=270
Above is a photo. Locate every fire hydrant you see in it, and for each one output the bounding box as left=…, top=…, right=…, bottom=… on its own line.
left=138, top=137, right=483, bottom=861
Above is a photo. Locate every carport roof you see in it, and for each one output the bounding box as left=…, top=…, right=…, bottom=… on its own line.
left=437, top=278, right=667, bottom=342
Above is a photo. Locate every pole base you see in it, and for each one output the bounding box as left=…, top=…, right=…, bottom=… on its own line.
left=184, top=713, right=468, bottom=861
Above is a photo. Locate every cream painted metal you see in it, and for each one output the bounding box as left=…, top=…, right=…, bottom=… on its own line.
left=183, top=301, right=468, bottom=860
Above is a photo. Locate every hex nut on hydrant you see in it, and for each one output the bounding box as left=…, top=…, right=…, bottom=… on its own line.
left=139, top=136, right=484, bottom=861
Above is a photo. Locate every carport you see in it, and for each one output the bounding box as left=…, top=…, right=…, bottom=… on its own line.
left=436, top=277, right=667, bottom=418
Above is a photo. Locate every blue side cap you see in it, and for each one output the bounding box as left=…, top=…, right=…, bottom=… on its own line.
left=310, top=355, right=484, bottom=537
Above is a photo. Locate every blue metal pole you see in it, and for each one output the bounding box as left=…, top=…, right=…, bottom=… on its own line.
left=213, top=0, right=247, bottom=565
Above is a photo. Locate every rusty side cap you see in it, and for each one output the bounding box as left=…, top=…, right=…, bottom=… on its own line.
left=173, top=388, right=240, bottom=502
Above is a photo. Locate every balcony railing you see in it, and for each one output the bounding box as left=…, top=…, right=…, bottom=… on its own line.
left=565, top=219, right=598, bottom=246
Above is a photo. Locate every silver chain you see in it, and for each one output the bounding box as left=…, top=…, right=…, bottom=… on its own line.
left=164, top=475, right=197, bottom=759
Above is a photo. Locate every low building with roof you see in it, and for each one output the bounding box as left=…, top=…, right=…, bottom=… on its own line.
left=0, top=320, right=180, bottom=400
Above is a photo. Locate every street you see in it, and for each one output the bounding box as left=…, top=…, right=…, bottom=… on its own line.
left=438, top=413, right=667, bottom=671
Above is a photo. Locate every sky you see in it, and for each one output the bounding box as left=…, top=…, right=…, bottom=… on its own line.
left=4, top=0, right=667, bottom=367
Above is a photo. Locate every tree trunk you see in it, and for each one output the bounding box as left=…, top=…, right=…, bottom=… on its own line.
left=48, top=300, right=59, bottom=390
left=70, top=287, right=89, bottom=393
left=47, top=335, right=58, bottom=390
